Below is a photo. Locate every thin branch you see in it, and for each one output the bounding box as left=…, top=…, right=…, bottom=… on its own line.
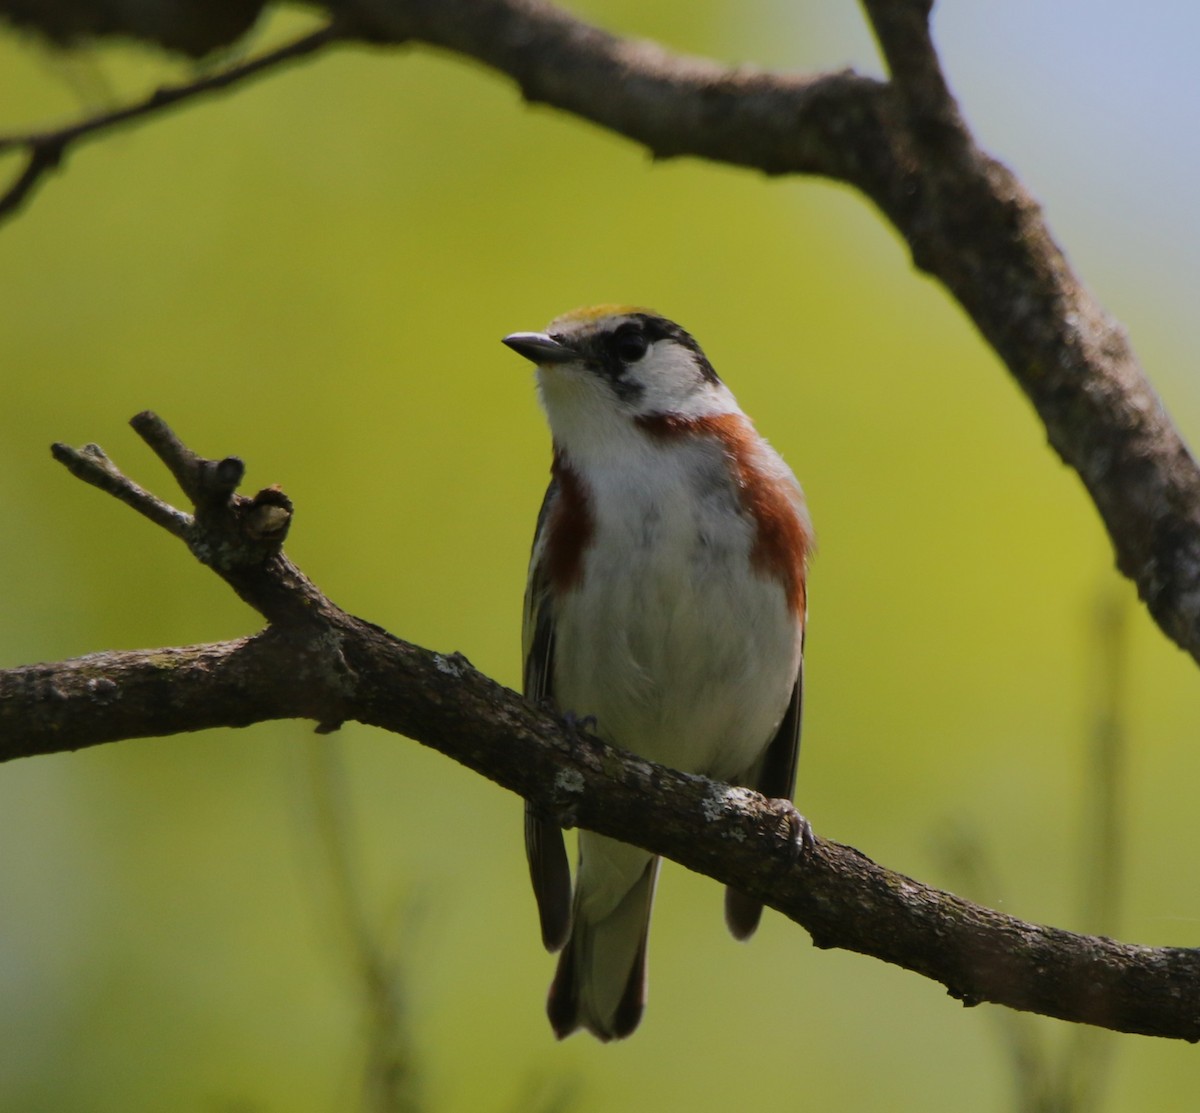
left=129, top=409, right=242, bottom=505
left=0, top=20, right=344, bottom=223
left=49, top=439, right=191, bottom=538
left=3, top=414, right=1199, bottom=1043
left=52, top=413, right=330, bottom=634
left=0, top=140, right=61, bottom=221
left=860, top=0, right=953, bottom=123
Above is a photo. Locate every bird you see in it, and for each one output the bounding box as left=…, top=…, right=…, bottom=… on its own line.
left=502, top=305, right=812, bottom=1041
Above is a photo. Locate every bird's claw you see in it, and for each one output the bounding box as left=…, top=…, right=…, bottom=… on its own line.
left=774, top=801, right=815, bottom=864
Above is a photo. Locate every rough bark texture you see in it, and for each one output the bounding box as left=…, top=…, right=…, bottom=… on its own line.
left=2, top=413, right=1199, bottom=1042
left=2, top=0, right=1199, bottom=1044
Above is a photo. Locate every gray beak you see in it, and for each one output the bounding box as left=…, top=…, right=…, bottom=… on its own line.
left=502, top=331, right=577, bottom=365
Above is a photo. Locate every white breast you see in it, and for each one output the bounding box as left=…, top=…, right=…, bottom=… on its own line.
left=551, top=433, right=802, bottom=782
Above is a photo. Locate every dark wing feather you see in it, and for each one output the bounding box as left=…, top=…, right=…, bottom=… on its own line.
left=523, top=480, right=572, bottom=952
left=724, top=652, right=804, bottom=940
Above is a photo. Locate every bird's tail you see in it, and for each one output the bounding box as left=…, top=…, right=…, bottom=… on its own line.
left=547, top=850, right=660, bottom=1041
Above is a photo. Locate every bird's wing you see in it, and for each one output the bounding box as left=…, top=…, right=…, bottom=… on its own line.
left=724, top=647, right=804, bottom=940
left=523, top=479, right=572, bottom=952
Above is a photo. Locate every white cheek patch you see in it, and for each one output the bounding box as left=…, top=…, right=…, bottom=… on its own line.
left=634, top=343, right=738, bottom=419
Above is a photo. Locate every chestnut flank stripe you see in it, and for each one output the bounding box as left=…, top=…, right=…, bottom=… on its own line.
left=636, top=413, right=809, bottom=615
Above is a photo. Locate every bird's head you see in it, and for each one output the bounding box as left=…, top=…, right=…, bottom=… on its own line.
left=503, top=307, right=741, bottom=458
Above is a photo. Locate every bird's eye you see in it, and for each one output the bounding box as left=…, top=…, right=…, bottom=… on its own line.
left=613, top=329, right=649, bottom=364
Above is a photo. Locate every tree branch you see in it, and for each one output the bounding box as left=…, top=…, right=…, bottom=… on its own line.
left=2, top=414, right=1198, bottom=1043
left=0, top=20, right=343, bottom=223
left=5, top=0, right=1200, bottom=1047
left=7, top=2, right=1197, bottom=659
left=365, top=0, right=1200, bottom=667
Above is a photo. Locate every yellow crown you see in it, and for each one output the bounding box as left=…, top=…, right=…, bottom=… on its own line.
left=551, top=303, right=650, bottom=327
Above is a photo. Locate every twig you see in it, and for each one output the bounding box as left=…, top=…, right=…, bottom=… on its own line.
left=49, top=439, right=192, bottom=538
left=0, top=21, right=344, bottom=224
left=52, top=412, right=305, bottom=623
left=860, top=0, right=955, bottom=123
left=130, top=410, right=246, bottom=508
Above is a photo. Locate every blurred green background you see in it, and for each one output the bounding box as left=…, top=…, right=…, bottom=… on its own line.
left=2, top=2, right=1199, bottom=1110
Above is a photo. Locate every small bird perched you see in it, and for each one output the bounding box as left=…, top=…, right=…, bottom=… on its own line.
left=503, top=306, right=812, bottom=1041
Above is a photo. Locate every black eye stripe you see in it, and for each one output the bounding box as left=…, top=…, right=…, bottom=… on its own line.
left=561, top=313, right=722, bottom=403
left=593, top=339, right=645, bottom=401
left=610, top=323, right=649, bottom=364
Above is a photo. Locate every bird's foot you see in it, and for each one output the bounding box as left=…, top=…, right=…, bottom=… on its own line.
left=772, top=800, right=816, bottom=863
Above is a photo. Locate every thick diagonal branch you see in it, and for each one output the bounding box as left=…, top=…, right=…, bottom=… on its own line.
left=3, top=617, right=1198, bottom=1042
left=2, top=413, right=1199, bottom=1042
